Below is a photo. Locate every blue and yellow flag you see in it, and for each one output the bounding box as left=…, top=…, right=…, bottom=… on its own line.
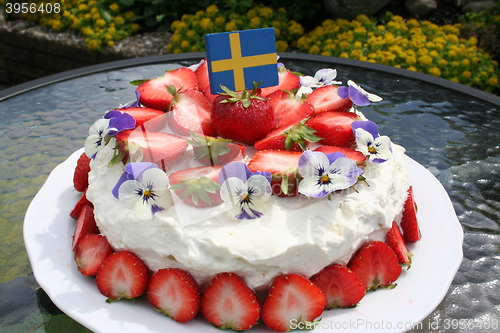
left=204, top=28, right=278, bottom=94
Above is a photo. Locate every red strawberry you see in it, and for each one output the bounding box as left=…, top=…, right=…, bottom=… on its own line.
left=261, top=273, right=326, bottom=332
left=212, top=84, right=274, bottom=145
left=267, top=90, right=314, bottom=128
left=310, top=263, right=365, bottom=309
left=200, top=272, right=260, bottom=331
left=169, top=166, right=223, bottom=207
left=96, top=251, right=149, bottom=302
left=167, top=87, right=216, bottom=137
left=347, top=241, right=402, bottom=291
left=248, top=150, right=302, bottom=197
left=400, top=186, right=421, bottom=242
left=147, top=268, right=200, bottom=323
left=188, top=132, right=245, bottom=166
left=74, top=234, right=113, bottom=277
left=194, top=59, right=218, bottom=102
left=260, top=68, right=301, bottom=97
left=136, top=67, right=198, bottom=111
left=386, top=221, right=413, bottom=267
left=306, top=111, right=360, bottom=147
left=306, top=85, right=353, bottom=114
left=69, top=190, right=92, bottom=219
left=116, top=130, right=188, bottom=171
left=314, top=145, right=367, bottom=165
left=73, top=152, right=91, bottom=192
left=254, top=119, right=321, bottom=152
left=72, top=205, right=99, bottom=250
left=116, top=107, right=166, bottom=132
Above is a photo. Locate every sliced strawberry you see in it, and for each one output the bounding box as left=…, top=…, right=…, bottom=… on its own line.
left=306, top=85, right=353, bottom=114
left=200, top=272, right=260, bottom=331
left=116, top=130, right=188, bottom=171
left=386, top=221, right=413, bottom=267
left=194, top=58, right=218, bottom=102
left=347, top=241, right=402, bottom=291
left=167, top=88, right=215, bottom=137
left=72, top=205, right=99, bottom=250
left=116, top=107, right=166, bottom=132
left=254, top=119, right=321, bottom=152
left=400, top=186, right=421, bottom=242
left=310, top=263, right=365, bottom=309
left=73, top=152, right=91, bottom=192
left=74, top=234, right=113, bottom=277
left=267, top=89, right=314, bottom=128
left=96, top=251, right=149, bottom=302
left=147, top=268, right=200, bottom=322
left=248, top=150, right=302, bottom=197
left=314, top=145, right=367, bottom=165
left=169, top=166, right=223, bottom=207
left=69, top=190, right=92, bottom=219
left=136, top=67, right=198, bottom=111
left=188, top=132, right=245, bottom=166
left=261, top=273, right=326, bottom=332
left=260, top=68, right=301, bottom=97
left=306, top=111, right=360, bottom=147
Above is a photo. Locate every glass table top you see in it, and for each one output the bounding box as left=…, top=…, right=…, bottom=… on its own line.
left=1, top=52, right=499, bottom=332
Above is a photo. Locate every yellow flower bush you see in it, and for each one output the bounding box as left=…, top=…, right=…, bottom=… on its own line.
left=167, top=4, right=304, bottom=54
left=16, top=0, right=139, bottom=52
left=297, top=13, right=499, bottom=91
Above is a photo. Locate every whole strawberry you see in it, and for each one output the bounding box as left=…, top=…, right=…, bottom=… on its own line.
left=212, top=84, right=274, bottom=145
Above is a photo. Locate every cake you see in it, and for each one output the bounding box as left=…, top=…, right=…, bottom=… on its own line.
left=70, top=58, right=421, bottom=331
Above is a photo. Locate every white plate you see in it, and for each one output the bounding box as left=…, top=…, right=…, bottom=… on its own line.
left=24, top=148, right=463, bottom=333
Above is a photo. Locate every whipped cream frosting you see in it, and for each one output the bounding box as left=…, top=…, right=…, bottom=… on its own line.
left=87, top=141, right=409, bottom=291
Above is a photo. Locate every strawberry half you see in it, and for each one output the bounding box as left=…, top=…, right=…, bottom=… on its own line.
left=347, top=241, right=402, bottom=291
left=74, top=234, right=113, bottom=277
left=116, top=130, right=188, bottom=171
left=400, top=186, right=421, bottom=242
left=260, top=68, right=301, bottom=97
left=306, top=111, right=360, bottom=147
left=167, top=87, right=216, bottom=137
left=116, top=107, right=166, bottom=132
left=200, top=272, right=260, bottom=331
left=96, top=251, right=149, bottom=302
left=212, top=84, right=274, bottom=145
left=386, top=221, right=413, bottom=267
left=194, top=58, right=218, bottom=102
left=267, top=89, right=314, bottom=129
left=169, top=166, right=223, bottom=207
left=136, top=67, right=198, bottom=111
left=314, top=145, right=367, bottom=165
left=188, top=132, right=245, bottom=166
left=261, top=273, right=326, bottom=332
left=147, top=268, right=200, bottom=322
left=73, top=152, right=91, bottom=192
left=254, top=119, right=321, bottom=152
left=72, top=205, right=99, bottom=250
left=248, top=150, right=302, bottom=197
left=306, top=85, right=353, bottom=114
left=69, top=190, right=92, bottom=219
left=310, top=263, right=365, bottom=309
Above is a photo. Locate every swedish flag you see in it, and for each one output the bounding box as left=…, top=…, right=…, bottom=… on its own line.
left=205, top=28, right=279, bottom=94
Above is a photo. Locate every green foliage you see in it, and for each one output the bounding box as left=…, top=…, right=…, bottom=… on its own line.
left=167, top=4, right=304, bottom=54
left=295, top=12, right=499, bottom=92
left=459, top=1, right=500, bottom=61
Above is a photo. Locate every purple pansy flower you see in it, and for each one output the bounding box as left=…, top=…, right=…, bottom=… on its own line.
left=338, top=80, right=382, bottom=106
left=300, top=68, right=342, bottom=89
left=112, top=162, right=172, bottom=220
left=352, top=121, right=392, bottom=163
left=218, top=162, right=272, bottom=220
left=298, top=150, right=363, bottom=198
left=85, top=111, right=136, bottom=158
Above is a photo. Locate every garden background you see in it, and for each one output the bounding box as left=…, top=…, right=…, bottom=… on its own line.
left=0, top=0, right=499, bottom=95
